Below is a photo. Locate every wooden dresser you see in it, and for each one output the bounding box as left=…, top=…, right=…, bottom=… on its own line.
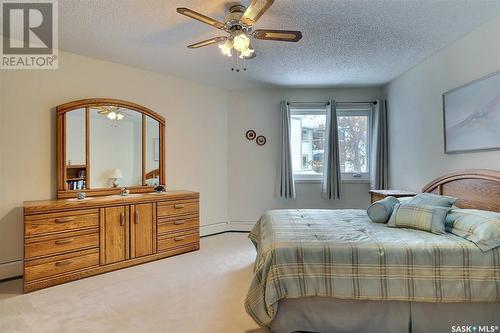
left=23, top=191, right=199, bottom=292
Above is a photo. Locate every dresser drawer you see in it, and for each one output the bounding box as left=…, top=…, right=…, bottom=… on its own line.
left=25, top=248, right=99, bottom=282
left=157, top=200, right=199, bottom=218
left=157, top=230, right=199, bottom=252
left=157, top=215, right=199, bottom=235
left=25, top=209, right=99, bottom=237
left=25, top=230, right=99, bottom=259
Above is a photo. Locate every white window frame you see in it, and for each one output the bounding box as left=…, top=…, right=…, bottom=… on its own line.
left=290, top=105, right=372, bottom=183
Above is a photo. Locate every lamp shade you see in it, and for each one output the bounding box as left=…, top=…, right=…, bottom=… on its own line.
left=109, top=168, right=123, bottom=179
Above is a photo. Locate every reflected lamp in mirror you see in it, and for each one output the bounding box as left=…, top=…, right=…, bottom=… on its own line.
left=109, top=168, right=123, bottom=188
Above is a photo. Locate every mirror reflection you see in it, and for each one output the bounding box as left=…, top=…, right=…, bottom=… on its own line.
left=65, top=108, right=86, bottom=190
left=89, top=107, right=143, bottom=188
left=145, top=116, right=160, bottom=187
left=59, top=99, right=165, bottom=197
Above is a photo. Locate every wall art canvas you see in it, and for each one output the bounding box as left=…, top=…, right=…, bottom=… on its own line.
left=443, top=71, right=500, bottom=153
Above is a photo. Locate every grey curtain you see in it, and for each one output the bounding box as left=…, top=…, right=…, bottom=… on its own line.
left=279, top=100, right=296, bottom=198
left=370, top=100, right=389, bottom=190
left=322, top=100, right=342, bottom=200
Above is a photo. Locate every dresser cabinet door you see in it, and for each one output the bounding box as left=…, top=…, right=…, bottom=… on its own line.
left=100, top=206, right=129, bottom=265
left=131, top=203, right=156, bottom=258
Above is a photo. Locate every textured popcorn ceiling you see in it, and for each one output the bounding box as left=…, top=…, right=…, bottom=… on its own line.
left=58, top=0, right=500, bottom=89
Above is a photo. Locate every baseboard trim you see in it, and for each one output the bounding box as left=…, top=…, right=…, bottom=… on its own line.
left=200, top=221, right=229, bottom=236
left=0, top=260, right=23, bottom=281
left=228, top=221, right=255, bottom=232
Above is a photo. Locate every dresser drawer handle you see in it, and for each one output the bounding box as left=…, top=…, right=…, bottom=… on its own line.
left=174, top=236, right=186, bottom=242
left=54, top=217, right=75, bottom=223
left=173, top=220, right=186, bottom=225
left=55, top=238, right=74, bottom=245
left=55, top=259, right=74, bottom=267
left=173, top=204, right=185, bottom=209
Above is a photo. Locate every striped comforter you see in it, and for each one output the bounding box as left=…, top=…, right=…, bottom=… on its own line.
left=244, top=209, right=500, bottom=327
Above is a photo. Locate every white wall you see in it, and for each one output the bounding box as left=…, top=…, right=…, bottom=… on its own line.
left=0, top=50, right=229, bottom=267
left=386, top=15, right=500, bottom=191
left=228, top=87, right=384, bottom=227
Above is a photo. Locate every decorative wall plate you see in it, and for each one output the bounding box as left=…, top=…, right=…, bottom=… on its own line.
left=256, top=135, right=267, bottom=146
left=246, top=130, right=257, bottom=140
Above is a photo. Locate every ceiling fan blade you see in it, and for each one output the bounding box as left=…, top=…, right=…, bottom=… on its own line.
left=252, top=29, right=302, bottom=42
left=176, top=8, right=225, bottom=30
left=240, top=0, right=274, bottom=25
left=187, top=37, right=227, bottom=49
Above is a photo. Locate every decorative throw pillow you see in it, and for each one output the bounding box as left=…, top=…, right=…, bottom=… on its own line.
left=406, top=193, right=457, bottom=208
left=387, top=204, right=449, bottom=234
left=445, top=208, right=500, bottom=251
left=367, top=196, right=399, bottom=223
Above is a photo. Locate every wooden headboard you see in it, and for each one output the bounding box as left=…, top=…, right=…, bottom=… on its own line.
left=422, top=169, right=500, bottom=212
left=145, top=168, right=160, bottom=180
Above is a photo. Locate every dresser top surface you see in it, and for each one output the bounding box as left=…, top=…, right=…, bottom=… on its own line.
left=24, top=190, right=199, bottom=214
left=369, top=189, right=417, bottom=196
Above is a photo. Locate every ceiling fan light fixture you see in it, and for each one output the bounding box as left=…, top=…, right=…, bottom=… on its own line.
left=232, top=32, right=250, bottom=52
left=239, top=47, right=254, bottom=59
left=107, top=111, right=117, bottom=120
left=219, top=39, right=233, bottom=56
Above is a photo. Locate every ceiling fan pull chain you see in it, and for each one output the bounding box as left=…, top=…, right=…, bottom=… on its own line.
left=231, top=52, right=246, bottom=73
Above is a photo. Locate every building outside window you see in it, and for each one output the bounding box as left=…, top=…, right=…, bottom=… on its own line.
left=290, top=106, right=371, bottom=181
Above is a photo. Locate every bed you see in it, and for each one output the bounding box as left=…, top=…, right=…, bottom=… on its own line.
left=245, top=170, right=500, bottom=333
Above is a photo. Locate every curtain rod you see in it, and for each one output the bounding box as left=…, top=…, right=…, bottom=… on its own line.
left=287, top=101, right=377, bottom=105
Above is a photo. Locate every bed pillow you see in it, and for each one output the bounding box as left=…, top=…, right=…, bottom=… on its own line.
left=406, top=193, right=457, bottom=208
left=397, top=196, right=415, bottom=204
left=387, top=204, right=449, bottom=234
left=367, top=196, right=399, bottom=223
left=445, top=208, right=500, bottom=251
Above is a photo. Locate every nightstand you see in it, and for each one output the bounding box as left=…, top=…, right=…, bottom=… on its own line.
left=369, top=189, right=417, bottom=203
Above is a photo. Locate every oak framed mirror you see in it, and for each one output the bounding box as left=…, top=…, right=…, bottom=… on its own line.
left=56, top=98, right=165, bottom=199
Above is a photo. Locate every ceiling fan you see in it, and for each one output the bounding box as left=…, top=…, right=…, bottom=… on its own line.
left=94, top=106, right=125, bottom=121
left=176, top=0, right=302, bottom=61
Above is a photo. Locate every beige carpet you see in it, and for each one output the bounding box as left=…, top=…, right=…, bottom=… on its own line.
left=0, top=233, right=268, bottom=333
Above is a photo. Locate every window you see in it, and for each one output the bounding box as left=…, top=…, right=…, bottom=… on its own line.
left=337, top=109, right=371, bottom=181
left=291, top=109, right=326, bottom=181
left=290, top=106, right=371, bottom=181
left=302, top=154, right=309, bottom=169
